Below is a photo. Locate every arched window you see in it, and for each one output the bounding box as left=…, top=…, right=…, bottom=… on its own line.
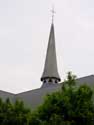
left=49, top=79, right=52, bottom=83
left=44, top=80, right=46, bottom=83
left=55, top=80, right=57, bottom=83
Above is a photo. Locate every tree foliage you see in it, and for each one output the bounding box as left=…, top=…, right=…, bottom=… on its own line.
left=0, top=99, right=31, bottom=125
left=30, top=72, right=94, bottom=125
left=0, top=72, right=94, bottom=125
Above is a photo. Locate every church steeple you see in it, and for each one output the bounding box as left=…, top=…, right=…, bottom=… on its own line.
left=41, top=22, right=61, bottom=87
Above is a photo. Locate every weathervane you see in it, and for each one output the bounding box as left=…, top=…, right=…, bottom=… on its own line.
left=51, top=6, right=56, bottom=23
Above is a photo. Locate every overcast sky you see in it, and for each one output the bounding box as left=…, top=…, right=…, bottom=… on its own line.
left=0, top=0, right=94, bottom=93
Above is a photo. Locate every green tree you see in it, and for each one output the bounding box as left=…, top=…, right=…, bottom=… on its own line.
left=30, top=72, right=94, bottom=125
left=0, top=99, right=31, bottom=125
left=0, top=72, right=94, bottom=125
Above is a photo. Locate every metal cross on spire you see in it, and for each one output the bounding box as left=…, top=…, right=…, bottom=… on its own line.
left=51, top=6, right=56, bottom=23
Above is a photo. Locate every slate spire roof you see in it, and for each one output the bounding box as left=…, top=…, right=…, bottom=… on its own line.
left=41, top=22, right=61, bottom=81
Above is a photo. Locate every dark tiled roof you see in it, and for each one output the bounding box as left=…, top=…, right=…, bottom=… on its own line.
left=0, top=75, right=94, bottom=109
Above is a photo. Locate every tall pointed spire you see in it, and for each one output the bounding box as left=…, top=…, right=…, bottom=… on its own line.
left=41, top=22, right=61, bottom=87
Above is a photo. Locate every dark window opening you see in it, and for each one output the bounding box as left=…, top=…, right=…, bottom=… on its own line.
left=55, top=80, right=57, bottom=83
left=49, top=79, right=52, bottom=83
left=44, top=80, right=46, bottom=83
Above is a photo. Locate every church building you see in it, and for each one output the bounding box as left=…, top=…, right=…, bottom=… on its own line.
left=0, top=21, right=94, bottom=109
